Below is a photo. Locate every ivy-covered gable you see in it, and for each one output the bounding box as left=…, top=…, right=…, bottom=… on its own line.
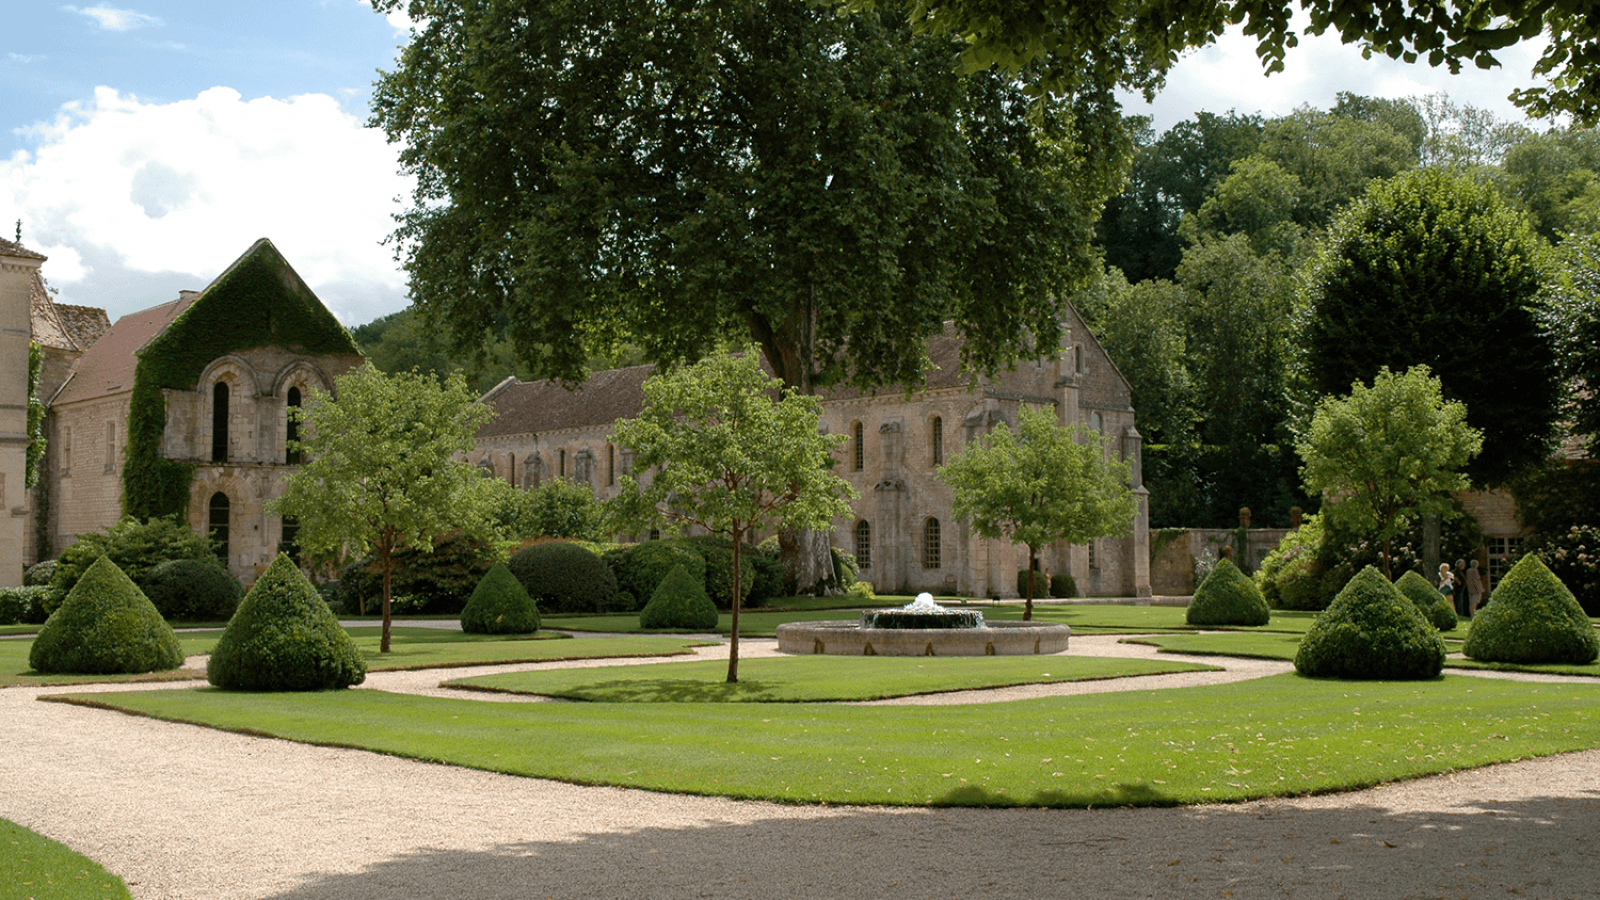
left=123, top=239, right=362, bottom=520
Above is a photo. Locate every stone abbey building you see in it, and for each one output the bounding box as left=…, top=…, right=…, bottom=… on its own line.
left=471, top=306, right=1154, bottom=599
left=1, top=238, right=361, bottom=587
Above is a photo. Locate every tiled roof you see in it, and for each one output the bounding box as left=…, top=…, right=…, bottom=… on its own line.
left=0, top=237, right=46, bottom=261
left=51, top=294, right=195, bottom=405
left=29, top=275, right=77, bottom=351
left=478, top=364, right=655, bottom=438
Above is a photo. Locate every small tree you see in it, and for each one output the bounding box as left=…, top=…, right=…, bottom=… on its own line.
left=939, top=405, right=1138, bottom=620
left=269, top=364, right=500, bottom=653
left=1296, top=366, right=1482, bottom=579
left=608, top=350, right=857, bottom=682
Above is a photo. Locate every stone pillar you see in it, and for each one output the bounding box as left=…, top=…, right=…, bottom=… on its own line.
left=1123, top=425, right=1151, bottom=597
left=1, top=243, right=45, bottom=586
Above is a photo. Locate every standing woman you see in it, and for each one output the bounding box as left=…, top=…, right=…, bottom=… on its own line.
left=1464, top=559, right=1484, bottom=616
left=1438, top=562, right=1458, bottom=615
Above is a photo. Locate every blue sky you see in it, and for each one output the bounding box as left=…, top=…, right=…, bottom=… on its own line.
left=2, top=2, right=1553, bottom=327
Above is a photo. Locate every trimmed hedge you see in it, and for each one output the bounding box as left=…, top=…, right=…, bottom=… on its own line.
left=1463, top=554, right=1600, bottom=664
left=0, top=586, right=51, bottom=626
left=1017, top=570, right=1050, bottom=599
left=1393, top=569, right=1459, bottom=632
left=686, top=536, right=757, bottom=608
left=141, top=557, right=244, bottom=622
left=606, top=541, right=706, bottom=612
left=460, top=563, right=540, bottom=634
left=207, top=554, right=367, bottom=690
left=1186, top=558, right=1270, bottom=626
left=29, top=557, right=184, bottom=675
left=1051, top=572, right=1077, bottom=599
left=639, top=564, right=719, bottom=631
left=507, top=541, right=619, bottom=615
left=1294, top=566, right=1446, bottom=680
left=49, top=516, right=213, bottom=613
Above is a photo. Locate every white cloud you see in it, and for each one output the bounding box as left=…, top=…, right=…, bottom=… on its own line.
left=355, top=0, right=416, bottom=36
left=1125, top=21, right=1552, bottom=132
left=64, top=5, right=161, bottom=31
left=1, top=86, right=415, bottom=324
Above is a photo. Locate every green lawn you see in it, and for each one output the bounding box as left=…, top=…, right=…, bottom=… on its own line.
left=0, top=628, right=713, bottom=687
left=1121, top=632, right=1307, bottom=661
left=446, top=655, right=1218, bottom=702
left=2, top=818, right=131, bottom=900
left=57, top=673, right=1600, bottom=808
left=542, top=609, right=876, bottom=637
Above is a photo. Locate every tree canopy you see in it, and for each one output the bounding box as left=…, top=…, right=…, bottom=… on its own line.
left=1300, top=166, right=1558, bottom=485
left=939, top=405, right=1138, bottom=619
left=1296, top=366, right=1482, bottom=578
left=370, top=0, right=1126, bottom=397
left=608, top=350, right=857, bottom=682
left=268, top=364, right=501, bottom=653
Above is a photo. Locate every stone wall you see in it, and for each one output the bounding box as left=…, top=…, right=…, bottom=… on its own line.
left=0, top=252, right=40, bottom=586
left=1149, top=527, right=1292, bottom=596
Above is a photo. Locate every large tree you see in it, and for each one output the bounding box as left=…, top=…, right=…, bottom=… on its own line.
left=1300, top=167, right=1559, bottom=485
left=1297, top=366, right=1482, bottom=579
left=268, top=364, right=500, bottom=653
left=939, top=405, right=1138, bottom=620
left=608, top=350, right=857, bottom=683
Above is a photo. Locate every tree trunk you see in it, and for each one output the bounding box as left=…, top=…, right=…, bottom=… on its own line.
left=1025, top=546, right=1038, bottom=621
left=727, top=531, right=743, bottom=684
left=780, top=528, right=839, bottom=596
left=378, top=543, right=394, bottom=654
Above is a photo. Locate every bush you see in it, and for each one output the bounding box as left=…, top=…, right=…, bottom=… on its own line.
left=0, top=586, right=51, bottom=626
left=207, top=554, right=368, bottom=690
left=743, top=543, right=786, bottom=606
left=1256, top=508, right=1482, bottom=612
left=1050, top=572, right=1077, bottom=599
left=1463, top=553, right=1600, bottom=664
left=29, top=557, right=184, bottom=674
left=1293, top=566, right=1447, bottom=680
left=506, top=541, right=619, bottom=615
left=1186, top=558, right=1270, bottom=626
left=606, top=541, right=707, bottom=612
left=639, top=564, right=720, bottom=630
left=332, top=558, right=382, bottom=615
left=460, top=562, right=540, bottom=634
left=492, top=478, right=606, bottom=541
left=49, top=516, right=214, bottom=613
left=23, top=559, right=56, bottom=587
left=1016, top=570, right=1051, bottom=599
left=140, top=557, right=244, bottom=622
left=686, top=536, right=756, bottom=609
left=1393, top=569, right=1459, bottom=632
left=832, top=547, right=858, bottom=589
left=846, top=580, right=877, bottom=604
left=1536, top=524, right=1600, bottom=616
left=387, top=532, right=500, bottom=615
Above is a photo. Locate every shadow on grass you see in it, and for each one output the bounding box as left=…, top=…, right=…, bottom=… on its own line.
left=256, top=791, right=1600, bottom=900
left=528, top=677, right=784, bottom=703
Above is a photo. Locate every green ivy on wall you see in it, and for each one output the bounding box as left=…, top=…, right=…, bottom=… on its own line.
left=121, top=239, right=361, bottom=520
left=25, top=341, right=44, bottom=488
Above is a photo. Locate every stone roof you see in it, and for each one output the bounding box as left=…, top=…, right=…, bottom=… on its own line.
left=478, top=364, right=655, bottom=438
left=54, top=303, right=111, bottom=350
left=0, top=236, right=46, bottom=261
left=29, top=272, right=110, bottom=354
left=51, top=294, right=195, bottom=405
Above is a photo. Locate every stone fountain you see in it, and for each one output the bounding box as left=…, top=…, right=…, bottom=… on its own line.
left=776, top=593, right=1070, bottom=656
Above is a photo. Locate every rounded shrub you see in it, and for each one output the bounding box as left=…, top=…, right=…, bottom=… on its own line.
left=639, top=564, right=720, bottom=631
left=23, top=559, right=57, bottom=587
left=1463, top=553, right=1600, bottom=664
left=1393, top=569, right=1459, bottom=632
left=207, top=554, right=367, bottom=690
left=506, top=541, right=619, bottom=615
left=1050, top=572, right=1077, bottom=599
left=1294, top=566, right=1447, bottom=680
left=460, top=562, right=540, bottom=634
left=606, top=541, right=706, bottom=612
left=1016, top=570, right=1051, bottom=599
left=29, top=556, right=184, bottom=675
left=141, top=557, right=244, bottom=622
left=1186, top=557, right=1270, bottom=626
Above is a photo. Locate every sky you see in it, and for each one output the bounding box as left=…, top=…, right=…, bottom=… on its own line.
left=1, top=3, right=1557, bottom=328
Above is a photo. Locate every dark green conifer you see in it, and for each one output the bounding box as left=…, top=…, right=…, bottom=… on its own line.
left=1295, top=565, right=1446, bottom=679
left=460, top=562, right=540, bottom=634
left=29, top=556, right=184, bottom=674
left=1464, top=554, right=1599, bottom=664
left=639, top=564, right=720, bottom=631
left=1186, top=558, right=1270, bottom=626
left=208, top=554, right=367, bottom=690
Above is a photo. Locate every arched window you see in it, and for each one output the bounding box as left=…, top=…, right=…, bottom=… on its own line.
left=930, top=416, right=944, bottom=466
left=922, top=517, right=941, bottom=569
left=280, top=515, right=301, bottom=566
left=208, top=492, right=230, bottom=561
left=1092, top=411, right=1104, bottom=434
left=62, top=426, right=72, bottom=472
left=852, top=421, right=864, bottom=471
left=608, top=444, right=616, bottom=486
left=285, top=386, right=302, bottom=465
left=854, top=521, right=872, bottom=570
left=559, top=448, right=567, bottom=479
left=104, top=422, right=116, bottom=472
left=212, top=382, right=229, bottom=463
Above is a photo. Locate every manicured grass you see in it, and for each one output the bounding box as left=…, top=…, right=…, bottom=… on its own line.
left=0, top=628, right=712, bottom=687
left=1445, top=658, right=1600, bottom=677
left=542, top=609, right=876, bottom=637
left=446, top=655, right=1218, bottom=702
left=57, top=674, right=1600, bottom=808
left=2, top=818, right=131, bottom=900
left=1122, top=632, right=1306, bottom=661
left=1, top=624, right=41, bottom=636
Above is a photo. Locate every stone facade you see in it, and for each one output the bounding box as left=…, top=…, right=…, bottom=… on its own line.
left=0, top=238, right=46, bottom=587
left=11, top=239, right=362, bottom=587
left=473, top=306, right=1153, bottom=599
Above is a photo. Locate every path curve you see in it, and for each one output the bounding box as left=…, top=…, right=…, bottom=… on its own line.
left=3, top=634, right=1600, bottom=899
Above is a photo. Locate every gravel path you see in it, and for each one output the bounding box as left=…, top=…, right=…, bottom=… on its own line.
left=4, top=634, right=1599, bottom=899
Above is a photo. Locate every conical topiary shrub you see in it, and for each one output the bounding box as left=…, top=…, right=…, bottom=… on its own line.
left=1394, top=569, right=1459, bottom=632
left=207, top=554, right=367, bottom=690
left=1294, top=565, right=1446, bottom=679
left=1464, top=554, right=1599, bottom=664
left=460, top=562, right=540, bottom=634
left=29, top=556, right=185, bottom=674
left=639, top=563, right=719, bottom=631
left=1186, top=558, right=1270, bottom=626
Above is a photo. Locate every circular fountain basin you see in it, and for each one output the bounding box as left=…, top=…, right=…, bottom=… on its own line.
left=776, top=620, right=1070, bottom=657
